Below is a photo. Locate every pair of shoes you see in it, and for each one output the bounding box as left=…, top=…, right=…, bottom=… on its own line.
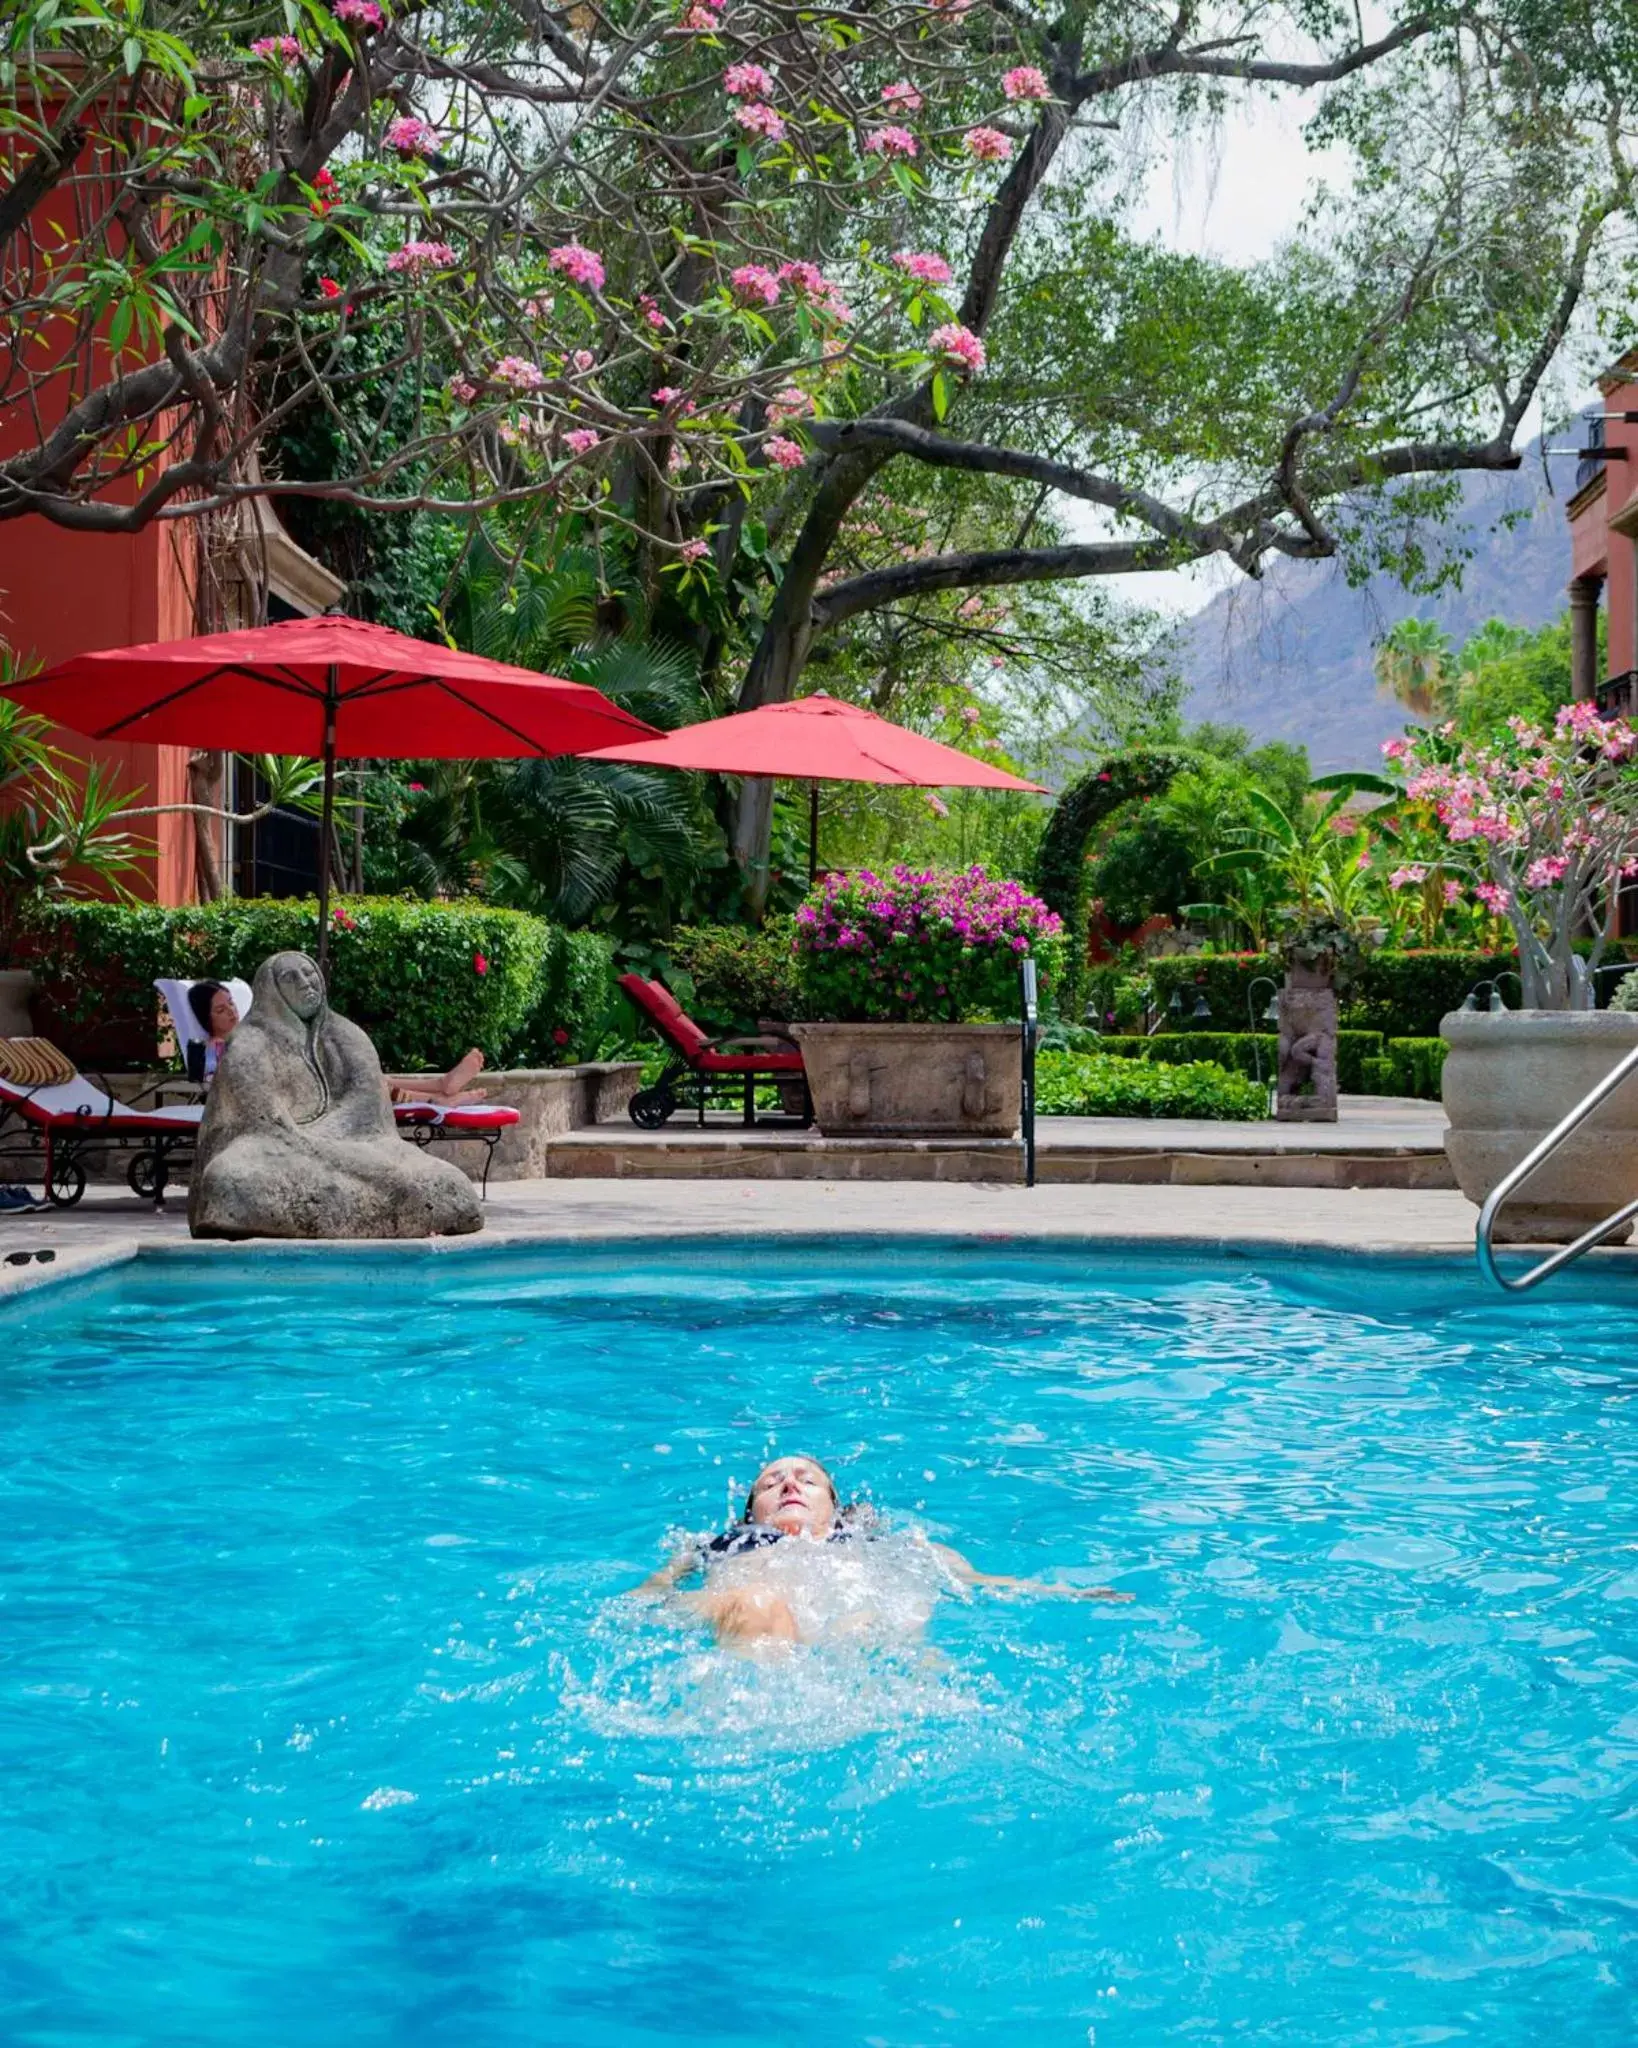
left=0, top=1185, right=44, bottom=1214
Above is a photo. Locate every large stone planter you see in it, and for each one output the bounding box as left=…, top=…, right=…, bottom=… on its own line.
left=0, top=968, right=36, bottom=1038
left=1441, top=1008, right=1638, bottom=1242
left=790, top=1022, right=1021, bottom=1138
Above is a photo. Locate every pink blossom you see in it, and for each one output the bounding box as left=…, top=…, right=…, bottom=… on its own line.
left=928, top=322, right=986, bottom=374
left=250, top=35, right=302, bottom=61
left=723, top=63, right=773, bottom=99
left=572, top=349, right=596, bottom=372
left=679, top=538, right=711, bottom=565
left=765, top=435, right=806, bottom=470
left=768, top=384, right=812, bottom=425
left=1001, top=66, right=1050, bottom=101
left=1524, top=855, right=1570, bottom=888
left=384, top=115, right=440, bottom=157
left=1381, top=736, right=1410, bottom=760
left=447, top=375, right=476, bottom=403
left=523, top=293, right=555, bottom=320
left=564, top=427, right=601, bottom=454
left=548, top=242, right=606, bottom=291
left=492, top=355, right=545, bottom=390
left=892, top=250, right=952, bottom=285
left=731, top=263, right=781, bottom=306
left=882, top=81, right=924, bottom=115
left=734, top=102, right=786, bottom=143
left=776, top=261, right=852, bottom=323
left=957, top=595, right=985, bottom=619
left=653, top=385, right=683, bottom=406
left=864, top=126, right=918, bottom=159
left=960, top=705, right=982, bottom=725
left=679, top=1, right=722, bottom=27
left=965, top=126, right=1014, bottom=163
left=638, top=294, right=670, bottom=332
left=1442, top=880, right=1462, bottom=906
left=335, top=0, right=384, bottom=22
left=386, top=240, right=457, bottom=274
left=1387, top=865, right=1427, bottom=889
left=1474, top=882, right=1512, bottom=915
left=925, top=793, right=950, bottom=819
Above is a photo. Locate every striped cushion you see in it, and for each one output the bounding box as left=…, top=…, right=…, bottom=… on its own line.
left=0, top=1037, right=76, bottom=1087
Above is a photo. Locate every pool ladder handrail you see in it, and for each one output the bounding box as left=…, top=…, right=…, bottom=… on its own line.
left=1477, top=1034, right=1638, bottom=1291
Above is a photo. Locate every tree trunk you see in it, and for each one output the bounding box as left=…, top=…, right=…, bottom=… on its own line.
left=188, top=750, right=225, bottom=901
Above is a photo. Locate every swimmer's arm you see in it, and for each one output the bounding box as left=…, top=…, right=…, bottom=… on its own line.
left=929, top=1542, right=1132, bottom=1602
left=628, top=1548, right=702, bottom=1599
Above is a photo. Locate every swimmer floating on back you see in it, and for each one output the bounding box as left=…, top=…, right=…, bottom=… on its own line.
left=631, top=1454, right=1132, bottom=1646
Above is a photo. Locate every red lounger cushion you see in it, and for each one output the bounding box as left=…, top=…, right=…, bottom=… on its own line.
left=695, top=1050, right=805, bottom=1074
left=392, top=1104, right=520, bottom=1129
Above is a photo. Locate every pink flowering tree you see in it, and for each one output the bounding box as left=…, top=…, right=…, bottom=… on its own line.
left=3, top=1, right=1636, bottom=905
left=1382, top=708, right=1638, bottom=1009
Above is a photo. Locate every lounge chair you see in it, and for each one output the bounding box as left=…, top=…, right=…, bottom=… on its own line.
left=617, top=973, right=810, bottom=1128
left=0, top=1054, right=204, bottom=1207
left=155, top=978, right=521, bottom=1196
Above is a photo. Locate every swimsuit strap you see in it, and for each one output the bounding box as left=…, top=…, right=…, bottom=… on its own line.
left=702, top=1522, right=857, bottom=1559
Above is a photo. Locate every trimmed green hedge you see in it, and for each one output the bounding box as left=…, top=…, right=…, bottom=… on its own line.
left=1136, top=947, right=1638, bottom=1041
left=23, top=898, right=612, bottom=1071
left=1095, top=1029, right=1382, bottom=1095
left=1035, top=1050, right=1267, bottom=1120
left=1360, top=1037, right=1448, bottom=1101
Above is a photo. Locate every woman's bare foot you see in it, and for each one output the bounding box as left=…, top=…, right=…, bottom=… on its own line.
left=443, top=1047, right=485, bottom=1096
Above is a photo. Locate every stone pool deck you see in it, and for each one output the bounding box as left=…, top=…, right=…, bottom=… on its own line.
left=538, top=1095, right=1454, bottom=1188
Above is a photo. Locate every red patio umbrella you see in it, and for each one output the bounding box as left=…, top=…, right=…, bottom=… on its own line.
left=582, top=692, right=1047, bottom=879
left=4, top=614, right=661, bottom=969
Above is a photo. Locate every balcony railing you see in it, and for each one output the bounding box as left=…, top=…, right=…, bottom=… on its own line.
left=1596, top=669, right=1638, bottom=720
left=1576, top=412, right=1608, bottom=495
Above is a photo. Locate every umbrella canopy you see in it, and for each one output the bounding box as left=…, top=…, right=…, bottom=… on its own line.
left=4, top=613, right=662, bottom=971
left=582, top=691, right=1045, bottom=791
left=4, top=613, right=659, bottom=760
left=582, top=691, right=1046, bottom=880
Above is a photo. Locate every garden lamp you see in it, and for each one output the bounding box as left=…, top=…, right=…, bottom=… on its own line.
left=1192, top=993, right=1212, bottom=1021
left=1167, top=989, right=1184, bottom=1020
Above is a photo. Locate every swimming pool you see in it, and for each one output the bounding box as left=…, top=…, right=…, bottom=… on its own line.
left=3, top=1238, right=1637, bottom=2044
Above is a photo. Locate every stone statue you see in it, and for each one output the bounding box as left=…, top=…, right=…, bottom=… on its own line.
left=1276, top=971, right=1339, bottom=1123
left=188, top=951, right=482, bottom=1240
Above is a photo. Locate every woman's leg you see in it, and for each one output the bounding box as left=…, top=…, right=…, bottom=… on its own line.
left=387, top=1049, right=486, bottom=1106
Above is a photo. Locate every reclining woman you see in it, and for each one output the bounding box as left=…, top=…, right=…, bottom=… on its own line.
left=187, top=979, right=488, bottom=1105
left=632, top=1454, right=1131, bottom=1646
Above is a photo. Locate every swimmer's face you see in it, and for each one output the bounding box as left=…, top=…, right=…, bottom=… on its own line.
left=747, top=1457, right=836, bottom=1538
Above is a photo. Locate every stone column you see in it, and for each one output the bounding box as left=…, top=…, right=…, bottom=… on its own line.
left=1569, top=576, right=1603, bottom=702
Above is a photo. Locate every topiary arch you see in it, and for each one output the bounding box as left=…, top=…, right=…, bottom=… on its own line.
left=1034, top=747, right=1210, bottom=1019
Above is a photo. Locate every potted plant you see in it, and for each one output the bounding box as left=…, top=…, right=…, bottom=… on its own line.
left=1385, top=705, right=1638, bottom=1240
left=789, top=865, right=1064, bottom=1136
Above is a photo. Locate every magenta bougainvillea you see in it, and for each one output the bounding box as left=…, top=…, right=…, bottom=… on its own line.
left=793, top=865, right=1064, bottom=1021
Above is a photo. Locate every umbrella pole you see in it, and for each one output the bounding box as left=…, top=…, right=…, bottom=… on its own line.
left=316, top=673, right=338, bottom=977
left=808, top=782, right=819, bottom=887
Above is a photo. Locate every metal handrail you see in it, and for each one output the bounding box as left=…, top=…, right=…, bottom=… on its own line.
left=1477, top=1036, right=1638, bottom=1291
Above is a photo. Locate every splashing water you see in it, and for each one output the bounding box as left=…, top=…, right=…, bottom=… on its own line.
left=4, top=1239, right=1638, bottom=2043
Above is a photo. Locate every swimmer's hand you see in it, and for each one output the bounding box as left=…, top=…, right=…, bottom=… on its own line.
left=929, top=1543, right=1131, bottom=1602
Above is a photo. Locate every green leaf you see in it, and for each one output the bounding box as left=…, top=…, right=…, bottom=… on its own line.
left=122, top=34, right=141, bottom=73
left=890, top=160, right=916, bottom=199
left=107, top=297, right=132, bottom=351
left=931, top=370, right=950, bottom=422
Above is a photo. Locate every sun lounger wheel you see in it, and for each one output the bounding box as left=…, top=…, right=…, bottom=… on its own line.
left=126, top=1153, right=161, bottom=1199
left=628, top=1084, right=675, bottom=1129
left=46, top=1159, right=86, bottom=1208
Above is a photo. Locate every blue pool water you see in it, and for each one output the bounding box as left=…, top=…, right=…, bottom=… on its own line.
left=3, top=1239, right=1638, bottom=2044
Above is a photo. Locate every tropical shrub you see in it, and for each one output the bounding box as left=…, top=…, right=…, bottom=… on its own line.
left=670, top=919, right=805, bottom=1030
left=793, top=866, right=1064, bottom=1023
left=1035, top=1052, right=1267, bottom=1121
left=1095, top=1030, right=1386, bottom=1096
left=21, top=898, right=613, bottom=1072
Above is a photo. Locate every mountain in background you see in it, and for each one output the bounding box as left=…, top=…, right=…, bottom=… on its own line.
left=1175, top=441, right=1578, bottom=769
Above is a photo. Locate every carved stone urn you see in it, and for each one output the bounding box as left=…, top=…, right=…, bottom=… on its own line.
left=789, top=1022, right=1021, bottom=1138
left=1440, top=1007, right=1638, bottom=1242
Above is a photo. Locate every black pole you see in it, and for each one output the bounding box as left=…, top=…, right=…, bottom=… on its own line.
left=315, top=668, right=338, bottom=977
left=808, top=781, right=820, bottom=886
left=1020, top=956, right=1038, bottom=1189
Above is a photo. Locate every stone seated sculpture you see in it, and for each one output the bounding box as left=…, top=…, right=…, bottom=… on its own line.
left=188, top=951, right=482, bottom=1240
